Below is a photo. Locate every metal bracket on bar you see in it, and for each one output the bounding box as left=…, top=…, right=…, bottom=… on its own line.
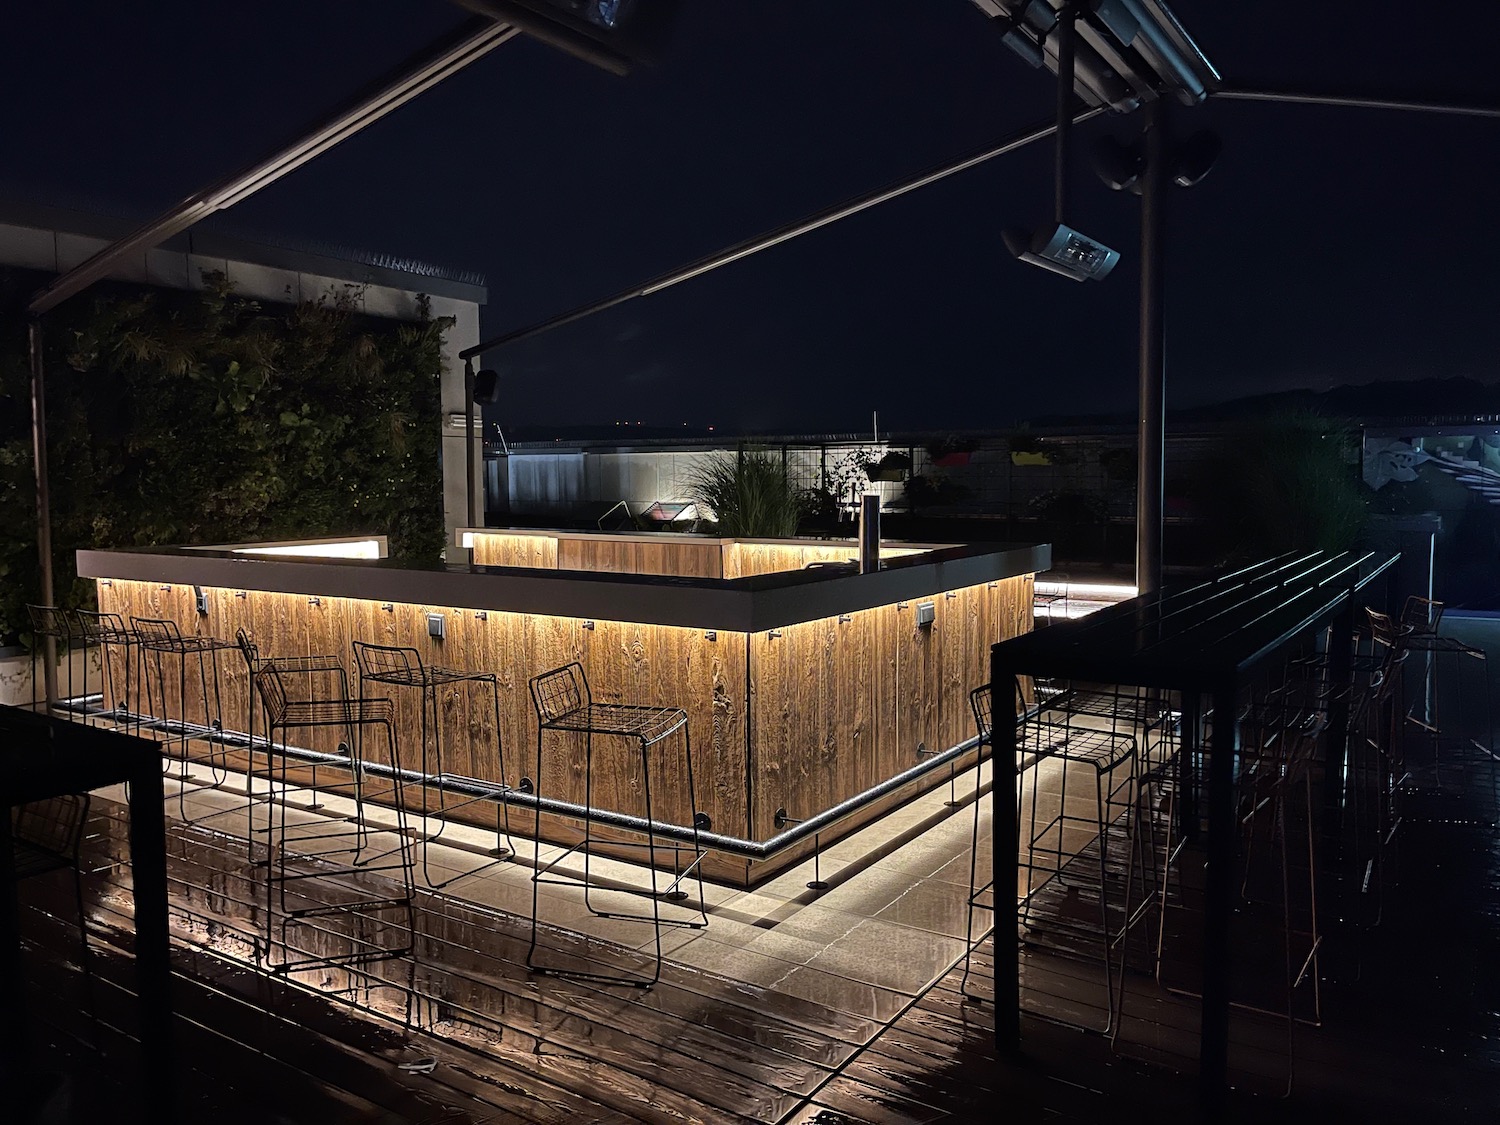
left=774, top=807, right=829, bottom=890
left=915, top=740, right=961, bottom=807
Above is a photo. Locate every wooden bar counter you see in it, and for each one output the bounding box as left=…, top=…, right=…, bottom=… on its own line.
left=79, top=531, right=1047, bottom=884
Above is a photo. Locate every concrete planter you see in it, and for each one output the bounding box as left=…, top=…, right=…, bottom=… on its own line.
left=0, top=646, right=100, bottom=708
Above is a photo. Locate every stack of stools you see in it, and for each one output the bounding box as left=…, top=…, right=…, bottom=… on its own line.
left=527, top=661, right=707, bottom=988
left=239, top=631, right=416, bottom=976
left=131, top=616, right=236, bottom=821
left=352, top=641, right=514, bottom=889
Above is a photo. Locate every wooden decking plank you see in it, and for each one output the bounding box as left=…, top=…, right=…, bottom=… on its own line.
left=77, top=804, right=836, bottom=1123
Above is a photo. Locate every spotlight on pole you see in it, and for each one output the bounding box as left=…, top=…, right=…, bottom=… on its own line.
left=1091, top=124, right=1220, bottom=193
left=1090, top=134, right=1146, bottom=193
left=1171, top=129, right=1222, bottom=187
left=1003, top=223, right=1121, bottom=282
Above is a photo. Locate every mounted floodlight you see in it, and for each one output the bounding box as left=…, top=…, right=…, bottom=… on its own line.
left=1092, top=126, right=1220, bottom=192
left=1003, top=223, right=1121, bottom=282
left=996, top=18, right=1046, bottom=67
left=1091, top=134, right=1145, bottom=192
left=472, top=368, right=503, bottom=404
left=1171, top=128, right=1222, bottom=187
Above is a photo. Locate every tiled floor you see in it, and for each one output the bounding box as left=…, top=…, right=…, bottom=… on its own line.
left=136, top=743, right=1000, bottom=1021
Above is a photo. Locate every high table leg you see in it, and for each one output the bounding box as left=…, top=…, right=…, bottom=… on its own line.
left=126, top=747, right=175, bottom=1124
left=992, top=660, right=1021, bottom=1053
left=1200, top=677, right=1239, bottom=1113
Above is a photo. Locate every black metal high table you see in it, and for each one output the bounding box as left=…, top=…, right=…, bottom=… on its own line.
left=989, top=549, right=1400, bottom=1116
left=1, top=704, right=174, bottom=1124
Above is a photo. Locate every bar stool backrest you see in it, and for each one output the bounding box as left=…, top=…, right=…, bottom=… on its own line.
left=12, top=793, right=90, bottom=872
left=1400, top=595, right=1444, bottom=636
left=970, top=684, right=992, bottom=743
left=74, top=609, right=128, bottom=644
left=234, top=628, right=259, bottom=670
left=1366, top=607, right=1412, bottom=655
left=131, top=616, right=185, bottom=650
left=27, top=604, right=77, bottom=642
left=250, top=662, right=293, bottom=727
left=352, top=641, right=424, bottom=684
left=531, top=662, right=589, bottom=726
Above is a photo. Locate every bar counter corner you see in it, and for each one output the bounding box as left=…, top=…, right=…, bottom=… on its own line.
left=79, top=529, right=1049, bottom=885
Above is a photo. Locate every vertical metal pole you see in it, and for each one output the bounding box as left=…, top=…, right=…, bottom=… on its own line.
left=1135, top=99, right=1168, bottom=597
left=29, top=318, right=58, bottom=706
left=858, top=493, right=882, bottom=574
left=1053, top=4, right=1076, bottom=224
left=464, top=358, right=478, bottom=532
left=1201, top=676, right=1237, bottom=1110
left=127, top=739, right=175, bottom=1124
left=992, top=658, right=1021, bottom=1052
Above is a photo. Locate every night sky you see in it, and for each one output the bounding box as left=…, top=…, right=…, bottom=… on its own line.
left=5, top=1, right=1500, bottom=435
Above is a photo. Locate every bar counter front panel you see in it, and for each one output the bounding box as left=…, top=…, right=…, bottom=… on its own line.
left=83, top=533, right=1044, bottom=882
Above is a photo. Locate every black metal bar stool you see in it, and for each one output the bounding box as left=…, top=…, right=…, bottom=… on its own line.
left=352, top=641, right=514, bottom=888
left=243, top=643, right=417, bottom=975
left=25, top=605, right=80, bottom=718
left=527, top=661, right=707, bottom=989
left=1015, top=677, right=1146, bottom=1036
left=73, top=610, right=142, bottom=731
left=236, top=629, right=360, bottom=826
left=960, top=683, right=1002, bottom=1001
left=130, top=616, right=236, bottom=821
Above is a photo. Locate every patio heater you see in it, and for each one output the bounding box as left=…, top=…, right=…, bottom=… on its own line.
left=979, top=0, right=1218, bottom=596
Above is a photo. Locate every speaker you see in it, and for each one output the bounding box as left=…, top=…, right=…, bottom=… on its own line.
left=472, top=368, right=502, bottom=404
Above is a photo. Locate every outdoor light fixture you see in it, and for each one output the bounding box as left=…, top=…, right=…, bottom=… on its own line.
left=1170, top=128, right=1221, bottom=187
left=969, top=0, right=1217, bottom=112
left=1004, top=4, right=1121, bottom=282
left=1090, top=133, right=1145, bottom=192
left=1003, top=223, right=1121, bottom=281
left=1091, top=125, right=1221, bottom=193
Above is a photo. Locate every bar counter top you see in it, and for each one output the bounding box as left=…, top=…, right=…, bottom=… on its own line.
left=78, top=538, right=1050, bottom=633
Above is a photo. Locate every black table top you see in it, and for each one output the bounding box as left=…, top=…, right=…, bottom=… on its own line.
left=0, top=707, right=159, bottom=805
left=992, top=550, right=1401, bottom=692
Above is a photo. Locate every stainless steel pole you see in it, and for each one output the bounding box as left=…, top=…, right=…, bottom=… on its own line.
left=1135, top=98, right=1167, bottom=597
left=28, top=319, right=57, bottom=706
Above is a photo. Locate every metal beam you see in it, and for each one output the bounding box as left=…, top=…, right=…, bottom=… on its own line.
left=460, top=105, right=1106, bottom=360
left=27, top=17, right=519, bottom=317
left=1216, top=86, right=1500, bottom=120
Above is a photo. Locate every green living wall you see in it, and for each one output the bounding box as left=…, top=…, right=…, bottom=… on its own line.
left=0, top=267, right=451, bottom=645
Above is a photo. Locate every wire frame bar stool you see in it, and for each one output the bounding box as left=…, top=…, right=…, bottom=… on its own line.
left=351, top=641, right=514, bottom=889
left=25, top=605, right=80, bottom=718
left=130, top=616, right=236, bottom=821
left=72, top=610, right=143, bottom=732
left=243, top=646, right=417, bottom=975
left=527, top=661, right=707, bottom=989
left=235, top=629, right=364, bottom=831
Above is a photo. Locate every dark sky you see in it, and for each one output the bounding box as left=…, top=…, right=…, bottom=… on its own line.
left=6, top=1, right=1500, bottom=435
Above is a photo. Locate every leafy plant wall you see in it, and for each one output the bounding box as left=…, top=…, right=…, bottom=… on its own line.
left=0, top=267, right=451, bottom=645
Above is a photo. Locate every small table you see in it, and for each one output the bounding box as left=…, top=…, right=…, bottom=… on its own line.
left=0, top=705, right=174, bottom=1124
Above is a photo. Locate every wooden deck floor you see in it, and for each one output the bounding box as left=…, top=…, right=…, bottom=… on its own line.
left=13, top=638, right=1500, bottom=1123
